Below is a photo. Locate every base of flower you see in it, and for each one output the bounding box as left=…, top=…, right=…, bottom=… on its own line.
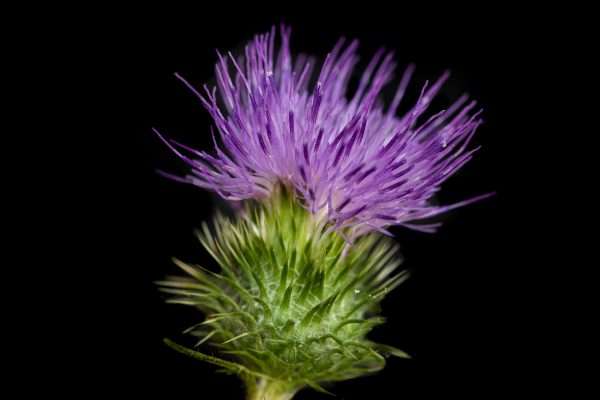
left=246, top=378, right=298, bottom=400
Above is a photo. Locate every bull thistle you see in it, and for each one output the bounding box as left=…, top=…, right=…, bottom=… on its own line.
left=154, top=25, right=492, bottom=399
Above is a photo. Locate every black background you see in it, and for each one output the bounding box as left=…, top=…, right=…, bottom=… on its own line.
left=52, top=5, right=554, bottom=399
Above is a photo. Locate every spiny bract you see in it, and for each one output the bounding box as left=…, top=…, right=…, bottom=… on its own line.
left=158, top=187, right=409, bottom=397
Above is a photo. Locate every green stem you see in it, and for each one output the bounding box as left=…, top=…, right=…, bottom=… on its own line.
left=246, top=378, right=298, bottom=400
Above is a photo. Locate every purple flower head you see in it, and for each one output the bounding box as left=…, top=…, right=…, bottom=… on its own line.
left=155, top=26, right=492, bottom=238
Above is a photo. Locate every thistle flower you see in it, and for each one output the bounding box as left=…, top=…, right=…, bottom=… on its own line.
left=155, top=26, right=492, bottom=400
left=155, top=25, right=491, bottom=239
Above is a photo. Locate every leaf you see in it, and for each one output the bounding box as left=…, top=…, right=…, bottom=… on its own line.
left=222, top=331, right=252, bottom=345
left=304, top=380, right=335, bottom=396
left=280, top=285, right=293, bottom=312
left=373, top=343, right=412, bottom=359
left=163, top=339, right=270, bottom=380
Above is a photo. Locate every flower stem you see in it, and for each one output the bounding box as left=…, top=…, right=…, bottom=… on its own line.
left=246, top=378, right=297, bottom=400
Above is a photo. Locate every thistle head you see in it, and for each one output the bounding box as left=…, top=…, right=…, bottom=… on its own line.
left=155, top=25, right=491, bottom=399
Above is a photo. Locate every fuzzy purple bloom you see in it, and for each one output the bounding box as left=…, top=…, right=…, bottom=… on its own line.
left=155, top=26, right=492, bottom=238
